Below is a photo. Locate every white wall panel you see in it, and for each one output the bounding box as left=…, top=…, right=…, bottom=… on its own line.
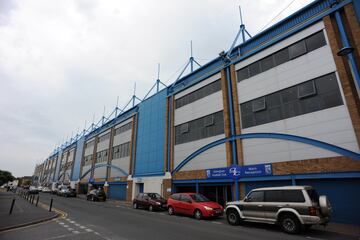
left=97, top=140, right=110, bottom=152
left=110, top=157, right=130, bottom=177
left=113, top=130, right=132, bottom=146
left=242, top=106, right=359, bottom=165
left=174, top=91, right=224, bottom=125
left=174, top=134, right=227, bottom=171
left=94, top=165, right=107, bottom=179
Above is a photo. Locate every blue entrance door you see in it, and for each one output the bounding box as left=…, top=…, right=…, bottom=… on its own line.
left=108, top=184, right=127, bottom=200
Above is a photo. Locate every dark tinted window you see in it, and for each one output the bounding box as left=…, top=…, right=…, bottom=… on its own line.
left=265, top=190, right=305, bottom=202
left=190, top=194, right=210, bottom=202
left=171, top=194, right=180, bottom=201
left=306, top=189, right=319, bottom=203
left=240, top=72, right=343, bottom=128
left=180, top=194, right=192, bottom=203
left=249, top=62, right=261, bottom=77
left=236, top=31, right=326, bottom=81
left=247, top=191, right=264, bottom=202
left=260, top=55, right=275, bottom=72
left=175, top=80, right=221, bottom=109
left=289, top=40, right=307, bottom=59
left=306, top=31, right=326, bottom=52
left=175, top=111, right=224, bottom=145
left=237, top=67, right=249, bottom=81
left=274, top=48, right=290, bottom=65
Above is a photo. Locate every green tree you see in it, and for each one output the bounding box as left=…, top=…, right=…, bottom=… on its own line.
left=0, top=170, right=15, bottom=186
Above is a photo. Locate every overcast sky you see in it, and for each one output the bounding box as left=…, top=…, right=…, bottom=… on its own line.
left=0, top=0, right=314, bottom=177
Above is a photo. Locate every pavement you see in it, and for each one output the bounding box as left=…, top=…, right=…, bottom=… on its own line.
left=0, top=191, right=58, bottom=232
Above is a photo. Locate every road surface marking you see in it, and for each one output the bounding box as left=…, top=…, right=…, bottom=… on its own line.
left=72, top=231, right=80, bottom=234
left=63, top=225, right=69, bottom=228
left=58, top=222, right=64, bottom=225
left=85, top=228, right=93, bottom=232
left=68, top=228, right=74, bottom=231
left=79, top=226, right=86, bottom=229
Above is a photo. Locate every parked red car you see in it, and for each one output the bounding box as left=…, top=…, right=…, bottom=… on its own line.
left=167, top=193, right=223, bottom=220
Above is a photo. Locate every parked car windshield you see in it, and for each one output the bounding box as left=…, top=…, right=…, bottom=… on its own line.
left=148, top=193, right=162, bottom=199
left=190, top=194, right=210, bottom=202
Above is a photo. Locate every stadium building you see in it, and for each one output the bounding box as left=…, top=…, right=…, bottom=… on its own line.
left=33, top=0, right=360, bottom=225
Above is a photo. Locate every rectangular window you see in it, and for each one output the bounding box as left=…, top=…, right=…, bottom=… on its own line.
left=306, top=31, right=326, bottom=52
left=265, top=190, right=305, bottom=202
left=115, top=122, right=132, bottom=136
left=180, top=123, right=189, bottom=134
left=274, top=48, right=290, bottom=66
left=247, top=191, right=264, bottom=202
left=237, top=67, right=249, bottom=81
left=175, top=111, right=224, bottom=145
left=248, top=62, right=261, bottom=77
left=240, top=72, right=343, bottom=128
left=289, top=40, right=307, bottom=59
left=260, top=55, right=275, bottom=72
left=298, top=80, right=316, bottom=99
left=175, top=79, right=221, bottom=109
left=252, top=97, right=266, bottom=112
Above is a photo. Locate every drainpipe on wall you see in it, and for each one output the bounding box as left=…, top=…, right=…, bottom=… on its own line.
left=225, top=66, right=240, bottom=201
left=334, top=10, right=360, bottom=97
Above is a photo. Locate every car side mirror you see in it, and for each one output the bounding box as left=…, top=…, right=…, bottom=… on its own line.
left=186, top=199, right=192, bottom=203
left=244, top=197, right=248, bottom=202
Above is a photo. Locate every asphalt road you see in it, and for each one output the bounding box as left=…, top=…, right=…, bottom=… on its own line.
left=0, top=193, right=356, bottom=240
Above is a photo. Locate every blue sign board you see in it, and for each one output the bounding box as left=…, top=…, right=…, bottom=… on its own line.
left=206, top=163, right=272, bottom=179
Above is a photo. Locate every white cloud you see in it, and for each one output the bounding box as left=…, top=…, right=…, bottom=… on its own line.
left=0, top=0, right=314, bottom=177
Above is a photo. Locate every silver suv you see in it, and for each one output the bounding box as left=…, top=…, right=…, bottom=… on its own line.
left=225, top=186, right=331, bottom=234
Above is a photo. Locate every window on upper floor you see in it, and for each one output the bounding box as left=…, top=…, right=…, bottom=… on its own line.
left=175, top=111, right=224, bottom=145
left=236, top=31, right=327, bottom=82
left=175, top=79, right=221, bottom=109
left=240, top=72, right=343, bottom=128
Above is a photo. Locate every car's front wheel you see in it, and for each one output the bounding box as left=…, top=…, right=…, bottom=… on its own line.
left=168, top=206, right=174, bottom=215
left=226, top=209, right=241, bottom=226
left=194, top=209, right=202, bottom=220
left=279, top=213, right=301, bottom=234
left=149, top=205, right=154, bottom=212
left=133, top=202, right=138, bottom=209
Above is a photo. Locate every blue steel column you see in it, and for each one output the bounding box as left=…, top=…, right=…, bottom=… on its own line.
left=167, top=95, right=172, bottom=172
left=225, top=66, right=239, bottom=201
left=334, top=10, right=360, bottom=95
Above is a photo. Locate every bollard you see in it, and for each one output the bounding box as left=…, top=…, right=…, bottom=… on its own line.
left=49, top=198, right=53, bottom=212
left=36, top=195, right=39, bottom=207
left=9, top=198, right=15, bottom=215
left=32, top=195, right=35, bottom=204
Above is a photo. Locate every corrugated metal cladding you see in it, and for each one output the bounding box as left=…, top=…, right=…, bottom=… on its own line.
left=134, top=89, right=167, bottom=175
left=245, top=179, right=360, bottom=225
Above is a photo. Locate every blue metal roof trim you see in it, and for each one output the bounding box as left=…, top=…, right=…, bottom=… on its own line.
left=169, top=0, right=350, bottom=95
left=169, top=57, right=223, bottom=95
left=84, top=106, right=138, bottom=141
left=230, top=0, right=334, bottom=59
